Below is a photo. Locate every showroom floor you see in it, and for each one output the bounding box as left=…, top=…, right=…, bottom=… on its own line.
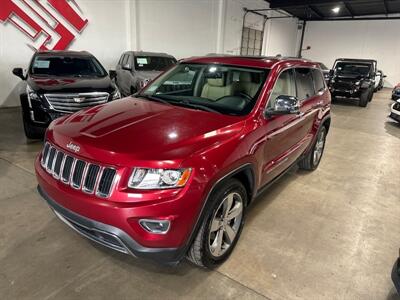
left=0, top=89, right=399, bottom=300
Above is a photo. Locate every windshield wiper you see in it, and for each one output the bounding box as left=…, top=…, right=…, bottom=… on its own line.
left=171, top=100, right=221, bottom=114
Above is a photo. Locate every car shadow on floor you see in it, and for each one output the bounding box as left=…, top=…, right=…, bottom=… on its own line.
left=386, top=288, right=400, bottom=300
left=385, top=121, right=400, bottom=139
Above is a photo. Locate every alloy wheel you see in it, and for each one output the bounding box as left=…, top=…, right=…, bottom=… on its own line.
left=208, top=192, right=243, bottom=258
left=313, top=129, right=326, bottom=165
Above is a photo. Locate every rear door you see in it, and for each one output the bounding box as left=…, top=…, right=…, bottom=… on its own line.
left=297, top=68, right=325, bottom=147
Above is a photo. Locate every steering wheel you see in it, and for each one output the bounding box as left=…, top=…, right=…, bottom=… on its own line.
left=238, top=92, right=253, bottom=103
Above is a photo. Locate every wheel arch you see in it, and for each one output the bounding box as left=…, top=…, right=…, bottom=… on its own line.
left=180, top=163, right=256, bottom=261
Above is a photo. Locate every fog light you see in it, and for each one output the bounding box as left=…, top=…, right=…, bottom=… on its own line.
left=139, top=219, right=170, bottom=234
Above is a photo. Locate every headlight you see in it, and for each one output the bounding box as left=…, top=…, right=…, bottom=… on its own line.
left=128, top=168, right=191, bottom=189
left=355, top=81, right=360, bottom=86
left=139, top=79, right=150, bottom=89
left=112, top=88, right=121, bottom=100
left=26, top=85, right=39, bottom=107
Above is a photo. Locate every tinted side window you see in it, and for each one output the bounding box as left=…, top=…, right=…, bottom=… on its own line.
left=312, top=69, right=325, bottom=93
left=268, top=69, right=296, bottom=108
left=121, top=54, right=128, bottom=66
left=295, top=68, right=315, bottom=100
left=118, top=55, right=124, bottom=65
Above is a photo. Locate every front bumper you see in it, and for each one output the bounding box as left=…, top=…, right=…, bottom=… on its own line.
left=392, top=258, right=400, bottom=294
left=35, top=154, right=205, bottom=263
left=390, top=103, right=400, bottom=122
left=330, top=88, right=361, bottom=99
left=38, top=185, right=182, bottom=263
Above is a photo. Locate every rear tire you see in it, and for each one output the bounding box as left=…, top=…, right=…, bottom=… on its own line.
left=298, top=126, right=327, bottom=171
left=187, top=179, right=247, bottom=268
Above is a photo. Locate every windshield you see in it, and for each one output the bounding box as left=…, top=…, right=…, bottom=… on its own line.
left=139, top=63, right=269, bottom=115
left=134, top=56, right=176, bottom=71
left=30, top=55, right=107, bottom=77
left=334, top=62, right=372, bottom=76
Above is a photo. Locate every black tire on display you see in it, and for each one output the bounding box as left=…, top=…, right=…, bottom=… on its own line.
left=298, top=126, right=327, bottom=171
left=368, top=89, right=374, bottom=102
left=359, top=89, right=369, bottom=107
left=22, top=116, right=43, bottom=140
left=187, top=178, right=247, bottom=268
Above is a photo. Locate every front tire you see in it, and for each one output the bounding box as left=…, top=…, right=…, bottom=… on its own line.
left=187, top=179, right=247, bottom=268
left=22, top=108, right=45, bottom=140
left=22, top=115, right=43, bottom=140
left=359, top=89, right=370, bottom=107
left=298, top=126, right=327, bottom=171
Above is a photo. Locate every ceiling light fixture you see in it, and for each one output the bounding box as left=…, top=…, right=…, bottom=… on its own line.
left=332, top=7, right=340, bottom=14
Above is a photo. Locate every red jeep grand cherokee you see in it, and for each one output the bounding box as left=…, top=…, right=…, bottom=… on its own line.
left=35, top=56, right=331, bottom=268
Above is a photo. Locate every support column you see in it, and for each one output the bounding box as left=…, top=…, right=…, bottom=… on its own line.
left=216, top=0, right=227, bottom=54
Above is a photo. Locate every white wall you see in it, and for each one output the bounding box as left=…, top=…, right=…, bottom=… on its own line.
left=303, top=19, right=400, bottom=87
left=264, top=17, right=299, bottom=56
left=0, top=0, right=300, bottom=107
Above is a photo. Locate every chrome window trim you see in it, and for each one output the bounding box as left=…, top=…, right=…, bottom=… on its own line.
left=264, top=65, right=328, bottom=117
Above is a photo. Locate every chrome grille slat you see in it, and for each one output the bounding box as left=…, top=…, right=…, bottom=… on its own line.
left=46, top=147, right=56, bottom=172
left=41, top=143, right=50, bottom=166
left=61, top=156, right=74, bottom=183
left=71, top=160, right=86, bottom=189
left=96, top=168, right=117, bottom=198
left=53, top=151, right=64, bottom=179
left=44, top=92, right=109, bottom=114
left=83, top=164, right=101, bottom=194
left=41, top=142, right=116, bottom=198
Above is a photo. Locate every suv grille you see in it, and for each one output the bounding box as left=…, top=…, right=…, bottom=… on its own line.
left=44, top=92, right=109, bottom=114
left=41, top=142, right=116, bottom=198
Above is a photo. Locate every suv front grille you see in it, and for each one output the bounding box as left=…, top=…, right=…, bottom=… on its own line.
left=44, top=92, right=109, bottom=114
left=41, top=142, right=116, bottom=198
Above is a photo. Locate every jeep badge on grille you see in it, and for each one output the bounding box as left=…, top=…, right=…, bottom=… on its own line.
left=66, top=142, right=80, bottom=153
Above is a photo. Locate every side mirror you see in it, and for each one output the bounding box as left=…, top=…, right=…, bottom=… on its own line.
left=328, top=69, right=334, bottom=77
left=265, top=95, right=300, bottom=117
left=12, top=68, right=26, bottom=80
left=122, top=63, right=132, bottom=71
left=109, top=70, right=117, bottom=79
left=383, top=75, right=387, bottom=78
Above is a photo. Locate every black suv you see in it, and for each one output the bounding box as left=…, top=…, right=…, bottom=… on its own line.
left=12, top=50, right=121, bottom=139
left=329, top=58, right=377, bottom=107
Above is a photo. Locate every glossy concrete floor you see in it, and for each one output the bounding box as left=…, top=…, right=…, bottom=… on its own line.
left=0, top=89, right=399, bottom=300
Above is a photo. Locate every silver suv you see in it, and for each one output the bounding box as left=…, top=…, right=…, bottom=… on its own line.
left=115, top=51, right=176, bottom=96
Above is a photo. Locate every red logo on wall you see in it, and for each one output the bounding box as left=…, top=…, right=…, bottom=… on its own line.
left=0, top=0, right=88, bottom=50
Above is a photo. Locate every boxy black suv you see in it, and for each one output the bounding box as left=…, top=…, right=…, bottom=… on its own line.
left=328, top=58, right=376, bottom=107
left=12, top=50, right=121, bottom=139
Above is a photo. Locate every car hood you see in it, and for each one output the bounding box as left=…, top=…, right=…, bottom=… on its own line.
left=27, top=75, right=115, bottom=94
left=47, top=97, right=245, bottom=166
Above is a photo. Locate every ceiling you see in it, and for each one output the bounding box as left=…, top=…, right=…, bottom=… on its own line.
left=266, top=0, right=400, bottom=20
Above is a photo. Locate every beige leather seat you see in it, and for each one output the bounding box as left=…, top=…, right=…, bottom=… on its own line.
left=201, top=78, right=233, bottom=101
left=235, top=72, right=259, bottom=98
